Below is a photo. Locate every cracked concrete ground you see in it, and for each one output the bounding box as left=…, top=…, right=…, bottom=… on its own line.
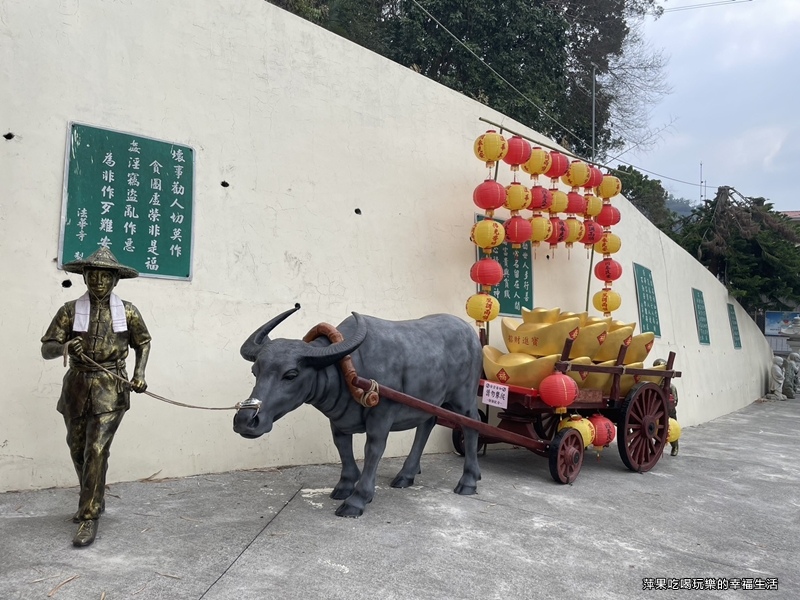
left=1, top=398, right=798, bottom=600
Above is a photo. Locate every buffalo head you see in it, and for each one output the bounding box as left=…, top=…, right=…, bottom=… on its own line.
left=233, top=305, right=367, bottom=438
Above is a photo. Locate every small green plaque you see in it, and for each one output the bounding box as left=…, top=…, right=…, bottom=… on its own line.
left=632, top=262, right=661, bottom=336
left=475, top=214, right=533, bottom=317
left=692, top=288, right=711, bottom=345
left=728, top=303, right=742, bottom=349
left=60, top=123, right=195, bottom=279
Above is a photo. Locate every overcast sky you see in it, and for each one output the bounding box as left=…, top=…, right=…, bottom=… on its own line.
left=619, top=0, right=800, bottom=211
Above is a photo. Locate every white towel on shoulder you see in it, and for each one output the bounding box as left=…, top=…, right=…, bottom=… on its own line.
left=73, top=292, right=128, bottom=333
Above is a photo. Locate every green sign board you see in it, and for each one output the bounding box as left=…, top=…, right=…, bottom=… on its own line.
left=60, top=123, right=195, bottom=279
left=632, top=262, right=661, bottom=336
left=691, top=288, right=710, bottom=345
left=728, top=303, right=742, bottom=349
left=475, top=214, right=533, bottom=317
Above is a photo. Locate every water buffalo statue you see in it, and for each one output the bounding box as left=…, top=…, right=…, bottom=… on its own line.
left=233, top=305, right=483, bottom=517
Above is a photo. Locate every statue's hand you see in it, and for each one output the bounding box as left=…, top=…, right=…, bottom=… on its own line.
left=130, top=378, right=147, bottom=393
left=66, top=338, right=84, bottom=358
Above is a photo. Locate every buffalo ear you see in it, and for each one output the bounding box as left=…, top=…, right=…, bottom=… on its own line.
left=240, top=304, right=302, bottom=361
left=301, top=313, right=367, bottom=368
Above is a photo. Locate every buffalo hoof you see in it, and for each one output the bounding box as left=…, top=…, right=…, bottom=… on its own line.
left=389, top=474, right=415, bottom=488
left=453, top=483, right=477, bottom=496
left=330, top=486, right=354, bottom=500
left=335, top=503, right=364, bottom=518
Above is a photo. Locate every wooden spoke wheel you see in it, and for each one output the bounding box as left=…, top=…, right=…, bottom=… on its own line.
left=533, top=412, right=560, bottom=441
left=452, top=409, right=488, bottom=456
left=549, top=427, right=584, bottom=484
left=617, top=382, right=669, bottom=473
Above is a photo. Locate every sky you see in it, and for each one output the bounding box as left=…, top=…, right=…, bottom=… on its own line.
left=618, top=0, right=800, bottom=211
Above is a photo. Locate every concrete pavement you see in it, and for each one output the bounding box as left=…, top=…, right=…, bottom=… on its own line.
left=2, top=397, right=798, bottom=599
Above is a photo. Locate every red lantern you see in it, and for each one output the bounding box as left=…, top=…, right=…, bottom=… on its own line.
left=473, top=179, right=506, bottom=212
left=546, top=217, right=567, bottom=248
left=596, top=204, right=621, bottom=227
left=585, top=166, right=604, bottom=191
left=566, top=191, right=586, bottom=215
left=470, top=258, right=504, bottom=291
left=594, top=258, right=623, bottom=283
left=504, top=215, right=532, bottom=248
left=580, top=219, right=603, bottom=248
left=544, top=151, right=570, bottom=181
left=588, top=413, right=616, bottom=447
left=539, top=373, right=578, bottom=413
left=529, top=186, right=553, bottom=213
left=502, top=136, right=532, bottom=170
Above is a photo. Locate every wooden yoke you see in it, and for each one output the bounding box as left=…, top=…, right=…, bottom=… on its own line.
left=303, top=323, right=379, bottom=408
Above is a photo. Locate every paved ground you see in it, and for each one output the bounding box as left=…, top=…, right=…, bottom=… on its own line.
left=2, top=398, right=798, bottom=600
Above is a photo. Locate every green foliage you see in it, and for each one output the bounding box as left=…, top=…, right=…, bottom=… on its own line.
left=265, top=0, right=668, bottom=158
left=674, top=189, right=800, bottom=314
left=615, top=164, right=677, bottom=233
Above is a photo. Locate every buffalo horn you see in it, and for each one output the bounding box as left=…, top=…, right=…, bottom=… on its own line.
left=301, top=313, right=367, bottom=367
left=240, top=304, right=302, bottom=361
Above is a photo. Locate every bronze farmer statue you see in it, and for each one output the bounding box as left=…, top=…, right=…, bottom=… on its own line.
left=41, top=247, right=151, bottom=547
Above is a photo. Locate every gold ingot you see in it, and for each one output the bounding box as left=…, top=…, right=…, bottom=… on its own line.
left=593, top=325, right=635, bottom=362
left=610, top=320, right=636, bottom=333
left=586, top=316, right=613, bottom=327
left=565, top=356, right=593, bottom=388
left=605, top=361, right=644, bottom=396
left=624, top=332, right=656, bottom=365
left=576, top=359, right=615, bottom=391
left=569, top=321, right=609, bottom=360
left=558, top=311, right=588, bottom=326
left=639, top=362, right=666, bottom=384
left=482, top=347, right=560, bottom=389
left=521, top=306, right=560, bottom=325
left=501, top=316, right=581, bottom=357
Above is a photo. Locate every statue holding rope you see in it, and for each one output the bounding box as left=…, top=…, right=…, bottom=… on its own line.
left=41, top=247, right=151, bottom=547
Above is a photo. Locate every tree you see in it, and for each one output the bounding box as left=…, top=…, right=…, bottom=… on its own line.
left=674, top=188, right=800, bottom=314
left=266, top=0, right=671, bottom=159
left=615, top=164, right=677, bottom=232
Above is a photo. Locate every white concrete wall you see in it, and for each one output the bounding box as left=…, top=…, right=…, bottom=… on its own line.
left=0, top=0, right=772, bottom=492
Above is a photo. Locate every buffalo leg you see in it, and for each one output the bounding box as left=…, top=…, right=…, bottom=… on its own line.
left=454, top=405, right=481, bottom=495
left=335, top=420, right=392, bottom=518
left=330, top=425, right=360, bottom=500
left=390, top=417, right=436, bottom=488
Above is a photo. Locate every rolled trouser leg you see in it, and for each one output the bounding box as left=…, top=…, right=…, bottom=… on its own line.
left=77, top=410, right=125, bottom=521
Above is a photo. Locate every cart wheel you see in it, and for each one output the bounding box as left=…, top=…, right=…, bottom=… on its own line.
left=549, top=428, right=584, bottom=484
left=452, top=409, right=488, bottom=456
left=533, top=413, right=560, bottom=441
left=617, top=382, right=669, bottom=473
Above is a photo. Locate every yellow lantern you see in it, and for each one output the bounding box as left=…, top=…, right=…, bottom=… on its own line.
left=530, top=215, right=553, bottom=247
left=505, top=182, right=531, bottom=213
left=549, top=190, right=568, bottom=214
left=597, top=175, right=622, bottom=199
left=594, top=232, right=622, bottom=254
left=473, top=130, right=508, bottom=168
left=564, top=217, right=585, bottom=247
left=561, top=160, right=591, bottom=190
left=471, top=219, right=506, bottom=252
left=584, top=194, right=602, bottom=218
left=466, top=293, right=500, bottom=324
left=521, top=147, right=552, bottom=181
left=668, top=418, right=682, bottom=443
left=557, top=415, right=596, bottom=448
left=592, top=288, right=622, bottom=315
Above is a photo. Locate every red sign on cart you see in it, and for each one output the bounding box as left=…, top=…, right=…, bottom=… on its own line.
left=482, top=381, right=509, bottom=409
